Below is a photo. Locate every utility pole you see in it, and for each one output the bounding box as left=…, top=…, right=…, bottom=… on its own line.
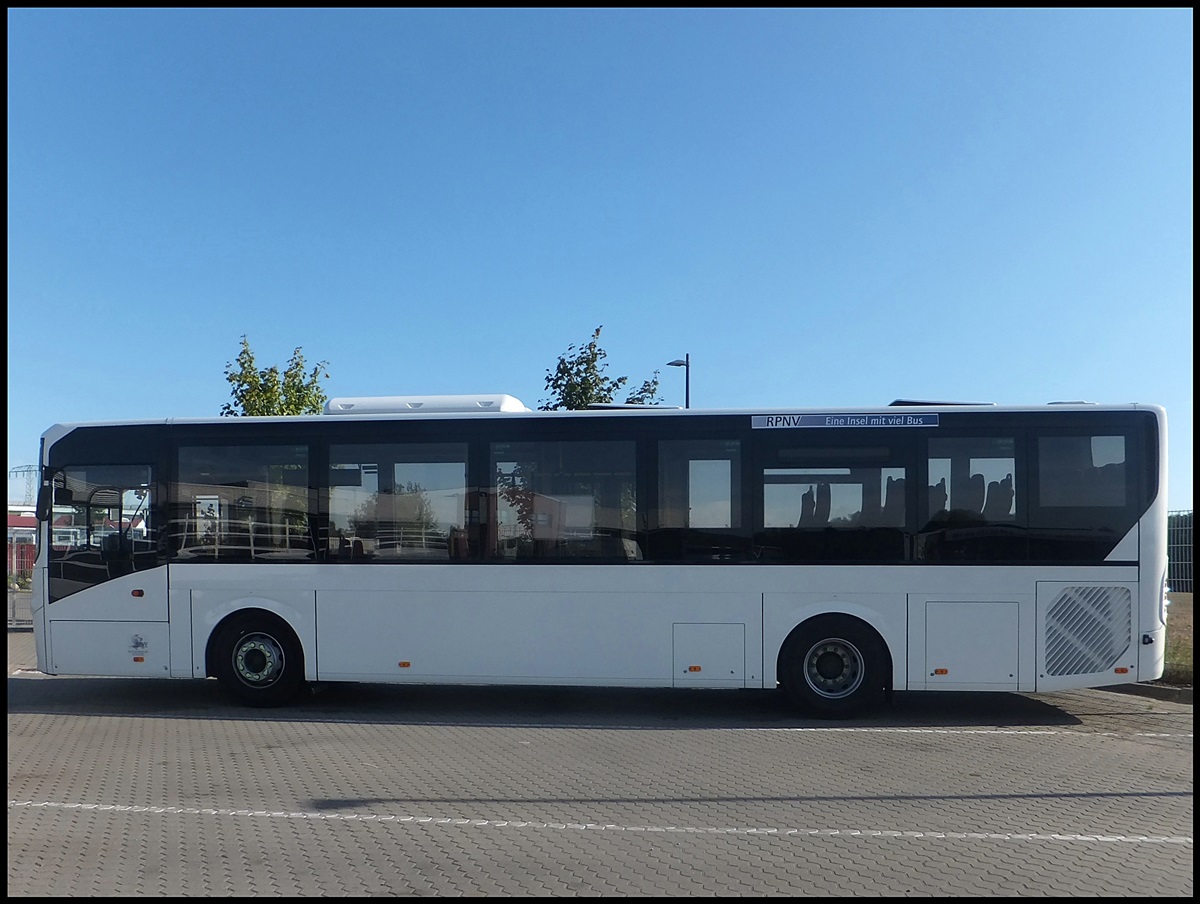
left=8, top=465, right=38, bottom=506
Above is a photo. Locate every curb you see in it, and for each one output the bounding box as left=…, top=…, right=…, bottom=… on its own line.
left=1105, top=683, right=1193, bottom=704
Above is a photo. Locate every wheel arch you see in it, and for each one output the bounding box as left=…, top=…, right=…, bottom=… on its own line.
left=204, top=606, right=305, bottom=679
left=764, top=596, right=904, bottom=691
left=189, top=589, right=317, bottom=682
left=775, top=612, right=894, bottom=694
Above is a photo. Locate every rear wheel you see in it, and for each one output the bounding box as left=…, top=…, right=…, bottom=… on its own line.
left=213, top=614, right=305, bottom=707
left=779, top=615, right=887, bottom=718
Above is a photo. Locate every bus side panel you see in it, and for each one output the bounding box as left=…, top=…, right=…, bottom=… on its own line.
left=31, top=558, right=49, bottom=674
left=165, top=570, right=194, bottom=678
left=905, top=595, right=1030, bottom=691
left=48, top=620, right=171, bottom=677
left=43, top=567, right=169, bottom=622
left=42, top=567, right=170, bottom=677
left=1035, top=581, right=1140, bottom=691
left=1137, top=490, right=1169, bottom=682
left=313, top=566, right=762, bottom=687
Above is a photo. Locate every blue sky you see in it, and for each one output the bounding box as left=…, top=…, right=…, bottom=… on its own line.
left=7, top=8, right=1194, bottom=510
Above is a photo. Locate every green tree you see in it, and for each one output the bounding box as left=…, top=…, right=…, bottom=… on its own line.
left=625, top=371, right=662, bottom=406
left=221, top=335, right=330, bottom=417
left=539, top=325, right=663, bottom=410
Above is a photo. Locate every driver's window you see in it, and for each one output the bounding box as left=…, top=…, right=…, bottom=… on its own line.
left=47, top=464, right=156, bottom=601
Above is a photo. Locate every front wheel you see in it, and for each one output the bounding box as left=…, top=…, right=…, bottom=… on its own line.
left=779, top=615, right=888, bottom=718
left=213, top=615, right=305, bottom=707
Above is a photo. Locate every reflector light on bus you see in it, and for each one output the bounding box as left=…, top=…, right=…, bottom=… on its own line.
left=133, top=656, right=144, bottom=663
left=933, top=668, right=949, bottom=675
left=398, top=661, right=411, bottom=668
left=1114, top=667, right=1130, bottom=674
left=688, top=665, right=702, bottom=672
left=131, top=589, right=144, bottom=597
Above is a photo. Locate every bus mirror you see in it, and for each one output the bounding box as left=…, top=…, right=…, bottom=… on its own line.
left=36, top=482, right=52, bottom=520
left=54, top=487, right=74, bottom=505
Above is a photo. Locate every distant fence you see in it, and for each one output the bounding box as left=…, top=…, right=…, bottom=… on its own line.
left=6, top=511, right=1194, bottom=627
left=1167, top=510, right=1193, bottom=594
left=7, top=542, right=35, bottom=580
left=8, top=590, right=32, bottom=629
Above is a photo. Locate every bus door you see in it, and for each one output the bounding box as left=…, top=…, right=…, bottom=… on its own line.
left=42, top=466, right=171, bottom=678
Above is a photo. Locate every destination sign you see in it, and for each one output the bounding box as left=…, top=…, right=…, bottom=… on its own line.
left=751, top=413, right=939, bottom=429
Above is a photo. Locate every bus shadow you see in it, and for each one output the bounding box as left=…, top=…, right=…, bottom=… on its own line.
left=7, top=673, right=1083, bottom=728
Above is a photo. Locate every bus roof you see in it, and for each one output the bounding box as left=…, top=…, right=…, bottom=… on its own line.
left=37, top=396, right=1165, bottom=447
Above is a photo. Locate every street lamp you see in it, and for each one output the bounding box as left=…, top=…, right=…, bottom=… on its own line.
left=666, top=354, right=690, bottom=409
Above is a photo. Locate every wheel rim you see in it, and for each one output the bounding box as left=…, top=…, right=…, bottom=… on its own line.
left=232, top=632, right=286, bottom=688
left=802, top=636, right=865, bottom=699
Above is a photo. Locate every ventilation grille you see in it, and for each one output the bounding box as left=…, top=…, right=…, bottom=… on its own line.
left=1045, top=586, right=1132, bottom=677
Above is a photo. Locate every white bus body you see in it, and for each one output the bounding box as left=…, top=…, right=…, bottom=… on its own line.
left=30, top=398, right=1169, bottom=716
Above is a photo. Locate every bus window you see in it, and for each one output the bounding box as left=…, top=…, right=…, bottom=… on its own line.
left=329, top=443, right=468, bottom=561
left=172, top=445, right=313, bottom=562
left=918, top=436, right=1020, bottom=562
left=1038, top=435, right=1126, bottom=508
left=488, top=440, right=638, bottom=561
left=651, top=439, right=747, bottom=561
left=763, top=468, right=849, bottom=528
left=925, top=437, right=1016, bottom=524
left=1022, top=431, right=1136, bottom=559
left=754, top=443, right=907, bottom=563
left=46, top=464, right=156, bottom=601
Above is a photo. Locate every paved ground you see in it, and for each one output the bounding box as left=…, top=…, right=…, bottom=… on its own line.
left=8, top=629, right=1193, bottom=897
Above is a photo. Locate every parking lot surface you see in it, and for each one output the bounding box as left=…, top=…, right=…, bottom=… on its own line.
left=8, top=629, right=1193, bottom=896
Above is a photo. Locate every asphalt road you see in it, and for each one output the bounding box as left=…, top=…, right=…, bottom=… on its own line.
left=8, top=629, right=1193, bottom=897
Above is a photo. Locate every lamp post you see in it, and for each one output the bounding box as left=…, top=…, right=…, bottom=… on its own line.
left=666, top=354, right=690, bottom=409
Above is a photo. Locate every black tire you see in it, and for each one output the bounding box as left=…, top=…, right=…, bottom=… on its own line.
left=779, top=615, right=888, bottom=718
left=213, top=614, right=305, bottom=707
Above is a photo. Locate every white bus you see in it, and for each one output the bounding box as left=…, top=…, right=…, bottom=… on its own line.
left=29, top=395, right=1170, bottom=716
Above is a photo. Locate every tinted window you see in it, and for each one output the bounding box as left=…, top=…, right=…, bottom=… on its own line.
left=489, top=440, right=639, bottom=561
left=47, top=464, right=158, bottom=600
left=172, top=445, right=313, bottom=562
left=329, top=443, right=469, bottom=561
left=917, top=436, right=1020, bottom=562
left=752, top=440, right=908, bottom=563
